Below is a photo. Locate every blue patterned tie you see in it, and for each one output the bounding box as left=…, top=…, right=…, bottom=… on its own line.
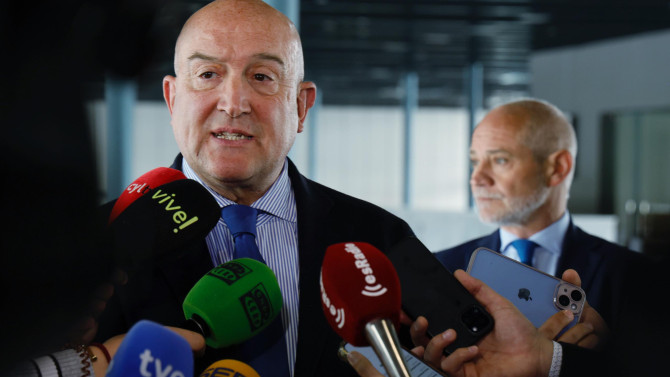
left=511, top=239, right=537, bottom=266
left=220, top=205, right=290, bottom=377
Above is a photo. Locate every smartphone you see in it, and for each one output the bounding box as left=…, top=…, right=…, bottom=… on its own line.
left=339, top=341, right=447, bottom=377
left=385, top=236, right=494, bottom=354
left=466, top=247, right=585, bottom=333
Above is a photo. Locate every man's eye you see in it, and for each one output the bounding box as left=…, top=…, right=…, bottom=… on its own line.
left=494, top=157, right=508, bottom=165
left=200, top=72, right=216, bottom=79
left=254, top=73, right=270, bottom=81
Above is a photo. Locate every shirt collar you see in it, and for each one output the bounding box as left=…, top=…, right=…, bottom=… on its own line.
left=182, top=158, right=296, bottom=223
left=500, top=211, right=570, bottom=255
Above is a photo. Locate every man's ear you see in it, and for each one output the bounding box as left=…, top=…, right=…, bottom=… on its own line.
left=163, top=75, right=177, bottom=115
left=546, top=149, right=573, bottom=187
left=296, top=81, right=317, bottom=133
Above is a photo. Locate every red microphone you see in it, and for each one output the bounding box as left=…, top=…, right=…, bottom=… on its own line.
left=320, top=242, right=410, bottom=377
left=108, top=167, right=186, bottom=223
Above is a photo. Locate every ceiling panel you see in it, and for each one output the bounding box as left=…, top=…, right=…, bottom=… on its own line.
left=108, top=0, right=670, bottom=107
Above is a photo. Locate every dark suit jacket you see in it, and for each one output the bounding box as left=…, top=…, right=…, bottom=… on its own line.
left=560, top=254, right=669, bottom=377
left=96, top=155, right=415, bottom=376
left=434, top=219, right=650, bottom=329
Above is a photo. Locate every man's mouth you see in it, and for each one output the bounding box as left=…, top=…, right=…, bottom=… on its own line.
left=214, top=132, right=252, bottom=141
left=474, top=191, right=503, bottom=200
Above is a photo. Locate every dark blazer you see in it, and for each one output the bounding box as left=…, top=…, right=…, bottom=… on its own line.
left=560, top=254, right=670, bottom=377
left=434, top=219, right=651, bottom=329
left=96, top=155, right=415, bottom=376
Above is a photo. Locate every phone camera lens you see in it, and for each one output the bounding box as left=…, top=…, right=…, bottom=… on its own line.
left=571, top=290, right=583, bottom=301
left=462, top=305, right=491, bottom=334
left=558, top=295, right=570, bottom=306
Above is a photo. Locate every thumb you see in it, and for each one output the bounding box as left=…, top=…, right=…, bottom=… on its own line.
left=347, top=351, right=385, bottom=377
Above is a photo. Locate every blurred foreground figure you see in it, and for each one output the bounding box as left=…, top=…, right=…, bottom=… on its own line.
left=0, top=0, right=166, bottom=373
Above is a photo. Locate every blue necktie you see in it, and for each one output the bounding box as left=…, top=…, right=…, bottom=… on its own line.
left=510, top=239, right=537, bottom=266
left=220, top=205, right=290, bottom=377
left=221, top=204, right=265, bottom=261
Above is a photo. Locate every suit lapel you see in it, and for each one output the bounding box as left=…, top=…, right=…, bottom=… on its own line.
left=485, top=230, right=502, bottom=252
left=466, top=230, right=501, bottom=269
left=557, top=221, right=604, bottom=291
left=288, top=160, right=341, bottom=376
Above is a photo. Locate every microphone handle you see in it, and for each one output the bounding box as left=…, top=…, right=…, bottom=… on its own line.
left=364, top=318, right=412, bottom=377
left=181, top=317, right=211, bottom=338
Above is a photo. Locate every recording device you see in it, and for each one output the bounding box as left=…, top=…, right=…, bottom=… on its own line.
left=385, top=236, right=494, bottom=354
left=182, top=258, right=283, bottom=348
left=106, top=320, right=193, bottom=377
left=198, top=359, right=260, bottom=377
left=320, top=241, right=411, bottom=377
left=467, top=247, right=585, bottom=334
left=108, top=179, right=221, bottom=269
left=108, top=167, right=186, bottom=224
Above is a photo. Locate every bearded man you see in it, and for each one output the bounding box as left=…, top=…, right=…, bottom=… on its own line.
left=435, top=98, right=648, bottom=330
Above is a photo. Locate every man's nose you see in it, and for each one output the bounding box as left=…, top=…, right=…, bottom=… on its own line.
left=217, top=76, right=251, bottom=118
left=470, top=161, right=493, bottom=187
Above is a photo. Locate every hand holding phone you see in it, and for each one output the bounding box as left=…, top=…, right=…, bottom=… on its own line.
left=467, top=247, right=585, bottom=334
left=385, top=237, right=494, bottom=354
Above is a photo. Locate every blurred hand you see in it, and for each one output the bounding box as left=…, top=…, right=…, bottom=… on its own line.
left=102, top=326, right=206, bottom=358
left=553, top=269, right=609, bottom=349
left=413, top=270, right=555, bottom=377
left=66, top=269, right=125, bottom=345
left=93, top=326, right=206, bottom=377
left=346, top=351, right=386, bottom=377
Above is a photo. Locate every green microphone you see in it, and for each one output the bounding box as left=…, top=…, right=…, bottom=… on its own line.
left=182, top=258, right=283, bottom=348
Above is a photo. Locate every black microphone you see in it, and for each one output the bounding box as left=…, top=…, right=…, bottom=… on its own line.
left=108, top=167, right=186, bottom=224
left=108, top=179, right=220, bottom=271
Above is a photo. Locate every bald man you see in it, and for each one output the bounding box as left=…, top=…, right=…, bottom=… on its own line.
left=95, top=1, right=414, bottom=375
left=436, top=98, right=649, bottom=330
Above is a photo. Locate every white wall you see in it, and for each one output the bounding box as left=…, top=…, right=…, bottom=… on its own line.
left=296, top=105, right=470, bottom=210
left=87, top=100, right=180, bottom=199
left=530, top=29, right=670, bottom=212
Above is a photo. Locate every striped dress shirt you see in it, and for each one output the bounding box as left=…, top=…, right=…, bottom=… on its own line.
left=183, top=159, right=300, bottom=376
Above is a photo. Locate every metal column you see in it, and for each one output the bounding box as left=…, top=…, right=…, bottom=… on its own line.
left=105, top=77, right=137, bottom=201
left=466, top=62, right=483, bottom=208
left=403, top=71, right=419, bottom=207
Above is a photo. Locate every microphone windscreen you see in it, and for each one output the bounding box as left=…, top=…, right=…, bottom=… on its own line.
left=109, top=179, right=220, bottom=267
left=198, top=359, right=260, bottom=377
left=320, top=242, right=401, bottom=346
left=183, top=258, right=283, bottom=349
left=109, top=167, right=186, bottom=224
left=106, top=320, right=193, bottom=377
